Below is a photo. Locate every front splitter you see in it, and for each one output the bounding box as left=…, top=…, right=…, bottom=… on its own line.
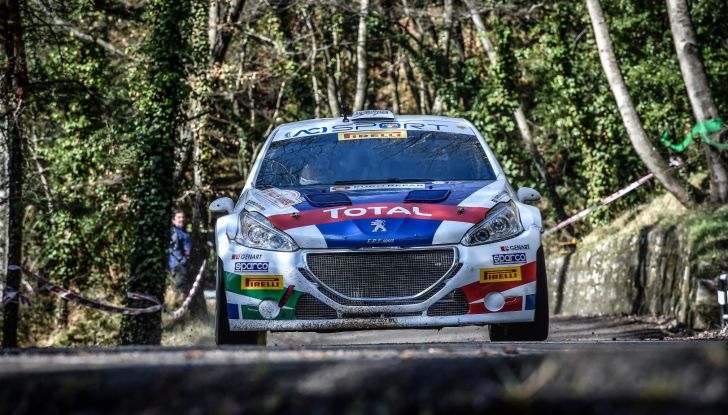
left=228, top=310, right=535, bottom=331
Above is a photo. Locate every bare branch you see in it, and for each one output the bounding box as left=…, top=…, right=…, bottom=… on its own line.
left=32, top=1, right=130, bottom=59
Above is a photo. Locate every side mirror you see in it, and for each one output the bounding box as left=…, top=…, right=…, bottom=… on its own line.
left=517, top=187, right=541, bottom=203
left=209, top=197, right=234, bottom=214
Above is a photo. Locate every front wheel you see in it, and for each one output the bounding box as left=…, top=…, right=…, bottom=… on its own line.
left=215, top=258, right=266, bottom=346
left=489, top=247, right=549, bottom=342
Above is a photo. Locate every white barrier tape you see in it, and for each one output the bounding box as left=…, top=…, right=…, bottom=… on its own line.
left=544, top=158, right=684, bottom=237
left=7, top=265, right=162, bottom=315
left=6, top=261, right=207, bottom=318
left=167, top=259, right=207, bottom=321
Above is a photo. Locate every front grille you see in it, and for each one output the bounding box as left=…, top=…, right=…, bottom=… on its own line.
left=305, top=249, right=456, bottom=301
left=427, top=289, right=469, bottom=316
left=295, top=294, right=337, bottom=320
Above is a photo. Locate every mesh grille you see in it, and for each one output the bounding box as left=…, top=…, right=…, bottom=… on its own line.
left=295, top=294, right=337, bottom=320
left=427, top=289, right=469, bottom=316
left=306, top=249, right=456, bottom=300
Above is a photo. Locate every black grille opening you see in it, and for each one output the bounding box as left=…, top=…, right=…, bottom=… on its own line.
left=306, top=249, right=456, bottom=300
left=427, top=289, right=469, bottom=316
left=295, top=294, right=338, bottom=320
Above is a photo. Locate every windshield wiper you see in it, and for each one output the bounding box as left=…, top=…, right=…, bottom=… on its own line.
left=333, top=178, right=436, bottom=185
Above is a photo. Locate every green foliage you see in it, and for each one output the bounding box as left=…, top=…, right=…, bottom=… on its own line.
left=685, top=205, right=728, bottom=280
left=119, top=0, right=193, bottom=345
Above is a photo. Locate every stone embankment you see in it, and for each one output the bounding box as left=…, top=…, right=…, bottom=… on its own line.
left=546, top=193, right=728, bottom=329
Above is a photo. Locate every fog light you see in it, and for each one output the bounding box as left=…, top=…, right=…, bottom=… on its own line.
left=484, top=292, right=505, bottom=312
left=258, top=299, right=281, bottom=320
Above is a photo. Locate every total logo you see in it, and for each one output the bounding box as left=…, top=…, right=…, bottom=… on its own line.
left=234, top=261, right=269, bottom=273
left=492, top=253, right=527, bottom=265
left=500, top=244, right=530, bottom=252
left=323, top=206, right=432, bottom=219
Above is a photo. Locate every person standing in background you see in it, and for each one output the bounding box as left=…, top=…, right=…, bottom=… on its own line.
left=169, top=210, right=191, bottom=293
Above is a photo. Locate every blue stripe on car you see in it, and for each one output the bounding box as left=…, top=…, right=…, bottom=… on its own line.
left=315, top=218, right=443, bottom=248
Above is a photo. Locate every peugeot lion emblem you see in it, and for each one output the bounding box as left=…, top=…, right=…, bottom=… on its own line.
left=371, top=219, right=386, bottom=233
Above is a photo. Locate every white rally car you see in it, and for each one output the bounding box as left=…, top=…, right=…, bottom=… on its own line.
left=210, top=110, right=548, bottom=345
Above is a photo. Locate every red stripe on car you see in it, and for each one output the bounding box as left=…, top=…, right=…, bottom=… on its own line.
left=267, top=203, right=488, bottom=230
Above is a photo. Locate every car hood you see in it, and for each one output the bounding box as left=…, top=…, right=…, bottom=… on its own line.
left=242, top=179, right=511, bottom=249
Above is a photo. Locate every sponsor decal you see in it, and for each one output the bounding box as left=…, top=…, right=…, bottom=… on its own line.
left=242, top=275, right=283, bottom=290
left=234, top=261, right=269, bottom=273
left=245, top=200, right=266, bottom=212
left=370, top=219, right=387, bottom=233
left=267, top=203, right=489, bottom=230
left=330, top=183, right=426, bottom=192
left=480, top=267, right=522, bottom=283
left=282, top=122, right=469, bottom=139
left=283, top=122, right=462, bottom=138
left=499, top=244, right=530, bottom=252
left=324, top=205, right=431, bottom=219
left=491, top=190, right=510, bottom=203
left=351, top=110, right=394, bottom=119
left=232, top=253, right=263, bottom=260
left=493, top=253, right=527, bottom=265
left=258, top=188, right=302, bottom=208
left=338, top=130, right=407, bottom=141
left=367, top=238, right=395, bottom=244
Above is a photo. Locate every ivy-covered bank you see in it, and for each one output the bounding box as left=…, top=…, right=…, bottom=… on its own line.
left=547, top=193, right=728, bottom=329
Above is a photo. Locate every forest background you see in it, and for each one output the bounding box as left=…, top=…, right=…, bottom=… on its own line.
left=1, top=0, right=727, bottom=346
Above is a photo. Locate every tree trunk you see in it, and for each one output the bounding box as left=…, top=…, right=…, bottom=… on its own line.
left=464, top=0, right=571, bottom=224
left=353, top=0, right=369, bottom=112
left=120, top=0, right=193, bottom=345
left=387, top=41, right=400, bottom=114
left=667, top=0, right=728, bottom=203
left=431, top=0, right=453, bottom=115
left=323, top=43, right=340, bottom=117
left=401, top=53, right=422, bottom=114
left=322, top=9, right=340, bottom=117
left=585, top=0, right=699, bottom=208
left=1, top=0, right=29, bottom=349
left=209, top=0, right=245, bottom=66
left=304, top=11, right=321, bottom=118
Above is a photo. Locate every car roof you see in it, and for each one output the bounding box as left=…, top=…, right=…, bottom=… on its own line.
left=271, top=114, right=476, bottom=142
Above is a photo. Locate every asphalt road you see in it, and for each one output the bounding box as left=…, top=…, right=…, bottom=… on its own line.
left=1, top=316, right=726, bottom=415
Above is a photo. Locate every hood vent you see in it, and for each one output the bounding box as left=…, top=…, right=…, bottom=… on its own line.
left=304, top=192, right=352, bottom=207
left=404, top=189, right=450, bottom=203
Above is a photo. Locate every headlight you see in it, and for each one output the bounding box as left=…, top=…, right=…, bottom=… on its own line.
left=461, top=201, right=524, bottom=246
left=230, top=210, right=299, bottom=252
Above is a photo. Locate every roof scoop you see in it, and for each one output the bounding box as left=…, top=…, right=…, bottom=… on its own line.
left=350, top=110, right=395, bottom=121
left=304, top=192, right=352, bottom=207
left=404, top=189, right=451, bottom=203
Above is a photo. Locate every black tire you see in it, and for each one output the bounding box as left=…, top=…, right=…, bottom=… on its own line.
left=489, top=247, right=549, bottom=342
left=215, top=258, right=266, bottom=346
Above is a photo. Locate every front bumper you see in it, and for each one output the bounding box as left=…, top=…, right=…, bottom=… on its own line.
left=218, top=226, right=541, bottom=331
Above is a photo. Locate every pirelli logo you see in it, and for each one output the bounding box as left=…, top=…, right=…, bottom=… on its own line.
left=242, top=275, right=283, bottom=290
left=338, top=130, right=407, bottom=141
left=480, top=267, right=522, bottom=283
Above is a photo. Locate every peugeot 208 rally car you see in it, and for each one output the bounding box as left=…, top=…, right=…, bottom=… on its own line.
left=209, top=110, right=548, bottom=345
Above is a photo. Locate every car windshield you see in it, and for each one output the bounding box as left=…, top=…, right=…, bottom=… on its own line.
left=255, top=130, right=496, bottom=188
